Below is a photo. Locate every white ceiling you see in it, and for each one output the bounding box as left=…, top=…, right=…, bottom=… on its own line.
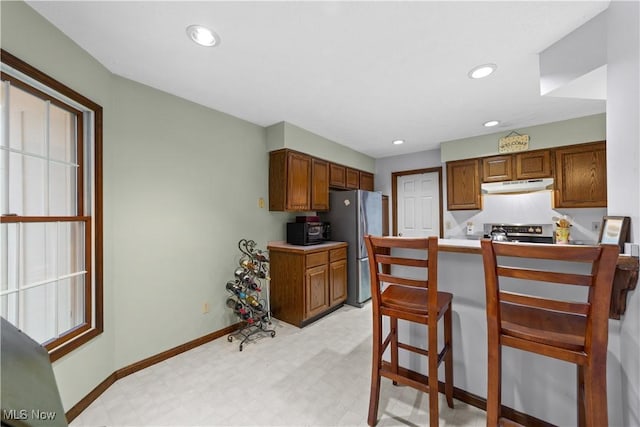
left=26, top=1, right=609, bottom=159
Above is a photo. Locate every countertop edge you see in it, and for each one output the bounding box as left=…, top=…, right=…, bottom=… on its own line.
left=438, top=245, right=482, bottom=255
left=267, top=240, right=348, bottom=253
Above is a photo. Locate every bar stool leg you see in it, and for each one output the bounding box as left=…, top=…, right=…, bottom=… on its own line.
left=583, top=360, right=608, bottom=427
left=577, top=365, right=585, bottom=427
left=444, top=307, right=454, bottom=408
left=390, top=317, right=399, bottom=385
left=486, top=342, right=501, bottom=426
left=368, top=313, right=382, bottom=426
left=428, top=322, right=439, bottom=427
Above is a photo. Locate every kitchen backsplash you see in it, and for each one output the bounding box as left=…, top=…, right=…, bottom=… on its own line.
left=444, top=191, right=607, bottom=244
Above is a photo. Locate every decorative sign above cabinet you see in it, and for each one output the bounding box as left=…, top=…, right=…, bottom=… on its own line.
left=499, top=131, right=530, bottom=153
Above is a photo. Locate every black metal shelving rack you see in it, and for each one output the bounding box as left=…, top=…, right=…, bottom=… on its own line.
left=225, top=239, right=275, bottom=351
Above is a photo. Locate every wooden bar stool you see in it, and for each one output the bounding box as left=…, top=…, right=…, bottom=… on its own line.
left=364, top=235, right=454, bottom=427
left=480, top=240, right=619, bottom=427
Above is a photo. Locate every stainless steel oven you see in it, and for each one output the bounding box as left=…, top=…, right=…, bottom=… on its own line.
left=483, top=223, right=554, bottom=243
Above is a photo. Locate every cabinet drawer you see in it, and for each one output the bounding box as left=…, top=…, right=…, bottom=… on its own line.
left=330, top=247, right=347, bottom=262
left=306, top=251, right=328, bottom=268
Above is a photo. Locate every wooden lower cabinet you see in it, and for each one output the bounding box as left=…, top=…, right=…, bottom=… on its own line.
left=329, top=248, right=348, bottom=306
left=267, top=241, right=348, bottom=327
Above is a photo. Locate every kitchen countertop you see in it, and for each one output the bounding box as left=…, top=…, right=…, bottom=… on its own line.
left=269, top=238, right=613, bottom=256
left=267, top=239, right=478, bottom=254
left=438, top=238, right=482, bottom=254
left=267, top=240, right=347, bottom=253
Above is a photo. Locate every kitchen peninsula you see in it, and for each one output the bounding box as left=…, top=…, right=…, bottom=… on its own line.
left=402, top=238, right=638, bottom=425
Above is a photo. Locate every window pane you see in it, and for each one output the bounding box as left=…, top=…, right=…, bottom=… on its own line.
left=9, top=85, right=47, bottom=155
left=1, top=223, right=19, bottom=293
left=57, top=275, right=85, bottom=336
left=57, top=221, right=85, bottom=276
left=9, top=152, right=47, bottom=215
left=49, top=104, right=76, bottom=163
left=21, top=222, right=49, bottom=286
left=1, top=292, right=19, bottom=326
left=22, top=282, right=56, bottom=343
left=50, top=162, right=77, bottom=215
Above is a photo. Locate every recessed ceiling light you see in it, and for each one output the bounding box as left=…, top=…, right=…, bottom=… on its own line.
left=186, top=25, right=220, bottom=47
left=484, top=120, right=500, bottom=127
left=392, top=139, right=405, bottom=145
left=469, top=63, right=497, bottom=79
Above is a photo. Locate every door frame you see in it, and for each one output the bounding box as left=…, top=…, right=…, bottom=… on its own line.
left=391, top=167, right=444, bottom=237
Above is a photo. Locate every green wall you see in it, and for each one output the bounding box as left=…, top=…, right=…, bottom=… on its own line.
left=440, top=113, right=606, bottom=162
left=1, top=0, right=291, bottom=410
left=108, top=76, right=289, bottom=369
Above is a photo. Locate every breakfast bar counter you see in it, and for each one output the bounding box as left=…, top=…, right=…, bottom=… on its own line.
left=395, top=239, right=637, bottom=426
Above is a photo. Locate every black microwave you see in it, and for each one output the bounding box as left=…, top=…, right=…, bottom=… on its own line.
left=286, top=222, right=331, bottom=246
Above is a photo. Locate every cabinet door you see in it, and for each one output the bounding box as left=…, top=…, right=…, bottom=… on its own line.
left=516, top=150, right=551, bottom=179
left=359, top=172, right=374, bottom=191
left=482, top=155, right=513, bottom=182
left=346, top=168, right=360, bottom=189
left=554, top=142, right=607, bottom=208
left=305, top=264, right=329, bottom=318
left=286, top=152, right=312, bottom=211
left=329, top=259, right=347, bottom=306
left=329, top=163, right=346, bottom=188
left=447, top=159, right=481, bottom=210
left=311, top=158, right=330, bottom=211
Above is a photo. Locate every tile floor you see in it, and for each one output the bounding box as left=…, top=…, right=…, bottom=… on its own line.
left=70, top=303, right=486, bottom=426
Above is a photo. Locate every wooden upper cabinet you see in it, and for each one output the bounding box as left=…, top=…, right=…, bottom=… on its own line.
left=554, top=141, right=607, bottom=208
left=329, top=163, right=346, bottom=188
left=359, top=171, right=374, bottom=191
left=269, top=149, right=311, bottom=211
left=482, top=155, right=513, bottom=182
left=516, top=150, right=552, bottom=179
left=286, top=152, right=312, bottom=211
left=483, top=150, right=552, bottom=182
left=447, top=159, right=481, bottom=210
left=311, top=158, right=330, bottom=211
left=346, top=168, right=359, bottom=189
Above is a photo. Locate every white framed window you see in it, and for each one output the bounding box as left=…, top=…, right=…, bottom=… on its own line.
left=1, top=50, right=103, bottom=361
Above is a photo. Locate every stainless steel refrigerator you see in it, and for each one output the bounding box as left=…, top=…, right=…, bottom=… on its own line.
left=320, top=190, right=382, bottom=307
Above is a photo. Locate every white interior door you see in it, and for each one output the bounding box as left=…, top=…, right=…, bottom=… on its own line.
left=397, top=172, right=440, bottom=237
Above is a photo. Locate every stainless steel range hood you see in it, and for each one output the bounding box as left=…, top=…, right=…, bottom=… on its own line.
left=481, top=178, right=554, bottom=194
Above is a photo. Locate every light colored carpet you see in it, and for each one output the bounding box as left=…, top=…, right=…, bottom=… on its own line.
left=71, top=303, right=486, bottom=426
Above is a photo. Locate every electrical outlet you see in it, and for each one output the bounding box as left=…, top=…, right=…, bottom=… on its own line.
left=202, top=302, right=210, bottom=314
left=445, top=221, right=452, bottom=230
left=258, top=197, right=265, bottom=209
left=592, top=221, right=600, bottom=232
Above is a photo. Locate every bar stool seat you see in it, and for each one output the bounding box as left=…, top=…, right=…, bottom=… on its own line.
left=500, top=303, right=586, bottom=351
left=480, top=240, right=619, bottom=427
left=381, top=285, right=453, bottom=316
left=365, top=235, right=454, bottom=427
